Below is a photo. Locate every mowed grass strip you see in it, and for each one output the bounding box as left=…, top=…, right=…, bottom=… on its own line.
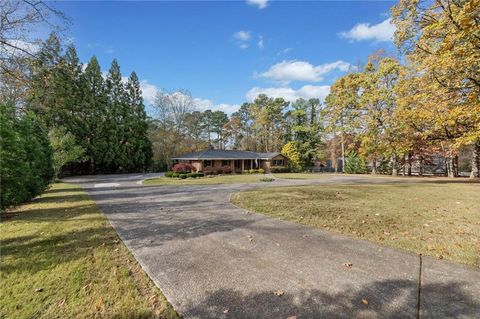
left=273, top=173, right=333, bottom=179
left=231, top=183, right=480, bottom=267
left=143, top=174, right=266, bottom=185
left=0, top=183, right=179, bottom=319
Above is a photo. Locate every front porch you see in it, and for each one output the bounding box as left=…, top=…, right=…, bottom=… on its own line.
left=201, top=159, right=260, bottom=173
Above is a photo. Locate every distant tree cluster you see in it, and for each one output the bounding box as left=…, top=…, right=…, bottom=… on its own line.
left=149, top=91, right=229, bottom=170
left=149, top=94, right=325, bottom=170
left=323, top=0, right=479, bottom=178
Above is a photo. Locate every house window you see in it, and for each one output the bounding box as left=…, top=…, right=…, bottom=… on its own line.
left=222, top=160, right=231, bottom=166
left=273, top=159, right=284, bottom=166
left=204, top=160, right=212, bottom=167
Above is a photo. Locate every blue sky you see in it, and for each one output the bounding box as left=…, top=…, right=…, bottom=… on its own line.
left=56, top=0, right=397, bottom=114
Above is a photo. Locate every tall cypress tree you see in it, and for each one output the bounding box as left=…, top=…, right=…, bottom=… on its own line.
left=105, top=59, right=126, bottom=172
left=58, top=45, right=84, bottom=133
left=27, top=33, right=63, bottom=124
left=125, top=71, right=153, bottom=171
left=83, top=56, right=108, bottom=173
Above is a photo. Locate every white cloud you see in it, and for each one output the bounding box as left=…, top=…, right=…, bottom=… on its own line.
left=246, top=85, right=330, bottom=102
left=233, top=30, right=251, bottom=42
left=193, top=97, right=239, bottom=114
left=246, top=0, right=268, bottom=9
left=257, top=35, right=264, bottom=49
left=105, top=78, right=238, bottom=114
left=140, top=80, right=160, bottom=105
left=215, top=103, right=241, bottom=114
left=277, top=47, right=292, bottom=56
left=339, top=18, right=395, bottom=42
left=259, top=60, right=351, bottom=84
left=233, top=30, right=253, bottom=49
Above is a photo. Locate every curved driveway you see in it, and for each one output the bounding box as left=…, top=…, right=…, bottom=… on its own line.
left=65, top=174, right=480, bottom=319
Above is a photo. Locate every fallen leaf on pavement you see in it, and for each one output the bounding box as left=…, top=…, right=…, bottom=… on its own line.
left=274, top=290, right=284, bottom=296
left=223, top=309, right=229, bottom=314
left=362, top=298, right=369, bottom=305
left=247, top=235, right=254, bottom=242
left=343, top=263, right=353, bottom=268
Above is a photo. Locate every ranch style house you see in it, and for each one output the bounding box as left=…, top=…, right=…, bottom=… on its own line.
left=171, top=149, right=288, bottom=173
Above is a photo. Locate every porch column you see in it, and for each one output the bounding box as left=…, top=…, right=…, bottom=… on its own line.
left=241, top=160, right=244, bottom=173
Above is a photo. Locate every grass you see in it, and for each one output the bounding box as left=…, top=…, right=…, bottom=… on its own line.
left=273, top=173, right=331, bottom=179
left=231, top=182, right=480, bottom=267
left=143, top=174, right=268, bottom=185
left=0, top=183, right=179, bottom=319
left=273, top=173, right=411, bottom=180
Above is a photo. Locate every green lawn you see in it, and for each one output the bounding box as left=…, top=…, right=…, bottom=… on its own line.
left=143, top=174, right=268, bottom=185
left=0, top=183, right=178, bottom=319
left=232, top=182, right=480, bottom=267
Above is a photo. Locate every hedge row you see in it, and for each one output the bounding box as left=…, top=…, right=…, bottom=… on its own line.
left=165, top=172, right=204, bottom=179
left=269, top=166, right=291, bottom=173
left=246, top=168, right=265, bottom=174
left=1, top=104, right=54, bottom=211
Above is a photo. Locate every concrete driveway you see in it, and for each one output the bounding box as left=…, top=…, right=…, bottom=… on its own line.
left=65, top=173, right=480, bottom=319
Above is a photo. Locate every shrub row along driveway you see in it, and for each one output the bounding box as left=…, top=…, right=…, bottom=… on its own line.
left=65, top=174, right=480, bottom=319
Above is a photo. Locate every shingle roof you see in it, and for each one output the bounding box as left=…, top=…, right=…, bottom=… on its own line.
left=171, top=149, right=282, bottom=160
left=257, top=152, right=281, bottom=159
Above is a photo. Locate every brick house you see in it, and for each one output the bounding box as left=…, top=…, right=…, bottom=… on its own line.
left=170, top=149, right=288, bottom=173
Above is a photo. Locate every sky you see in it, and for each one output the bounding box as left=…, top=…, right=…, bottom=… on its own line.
left=55, top=0, right=398, bottom=114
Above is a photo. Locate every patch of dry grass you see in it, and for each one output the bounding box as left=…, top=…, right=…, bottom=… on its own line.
left=143, top=174, right=266, bottom=185
left=0, top=183, right=179, bottom=319
left=232, top=182, right=480, bottom=267
left=273, top=173, right=331, bottom=179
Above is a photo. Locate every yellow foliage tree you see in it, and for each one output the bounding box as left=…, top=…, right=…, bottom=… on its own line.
left=281, top=142, right=302, bottom=171
left=392, top=0, right=480, bottom=177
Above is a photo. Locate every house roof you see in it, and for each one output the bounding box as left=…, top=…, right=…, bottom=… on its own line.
left=171, top=149, right=283, bottom=160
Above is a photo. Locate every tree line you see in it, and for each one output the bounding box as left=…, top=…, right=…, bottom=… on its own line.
left=26, top=34, right=153, bottom=174
left=1, top=0, right=478, bottom=211
left=1, top=32, right=152, bottom=210
left=322, top=0, right=479, bottom=178
left=149, top=0, right=479, bottom=178
left=148, top=93, right=324, bottom=170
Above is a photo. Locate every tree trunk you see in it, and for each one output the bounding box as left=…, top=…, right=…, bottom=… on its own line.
left=89, top=157, right=95, bottom=175
left=341, top=132, right=345, bottom=174
left=407, top=152, right=412, bottom=176
left=331, top=129, right=337, bottom=173
left=371, top=158, right=377, bottom=175
left=446, top=156, right=455, bottom=178
left=418, top=158, right=423, bottom=176
left=453, top=155, right=459, bottom=177
left=470, top=140, right=480, bottom=178
left=391, top=155, right=398, bottom=176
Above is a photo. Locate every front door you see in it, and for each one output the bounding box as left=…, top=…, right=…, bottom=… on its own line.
left=234, top=160, right=242, bottom=173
